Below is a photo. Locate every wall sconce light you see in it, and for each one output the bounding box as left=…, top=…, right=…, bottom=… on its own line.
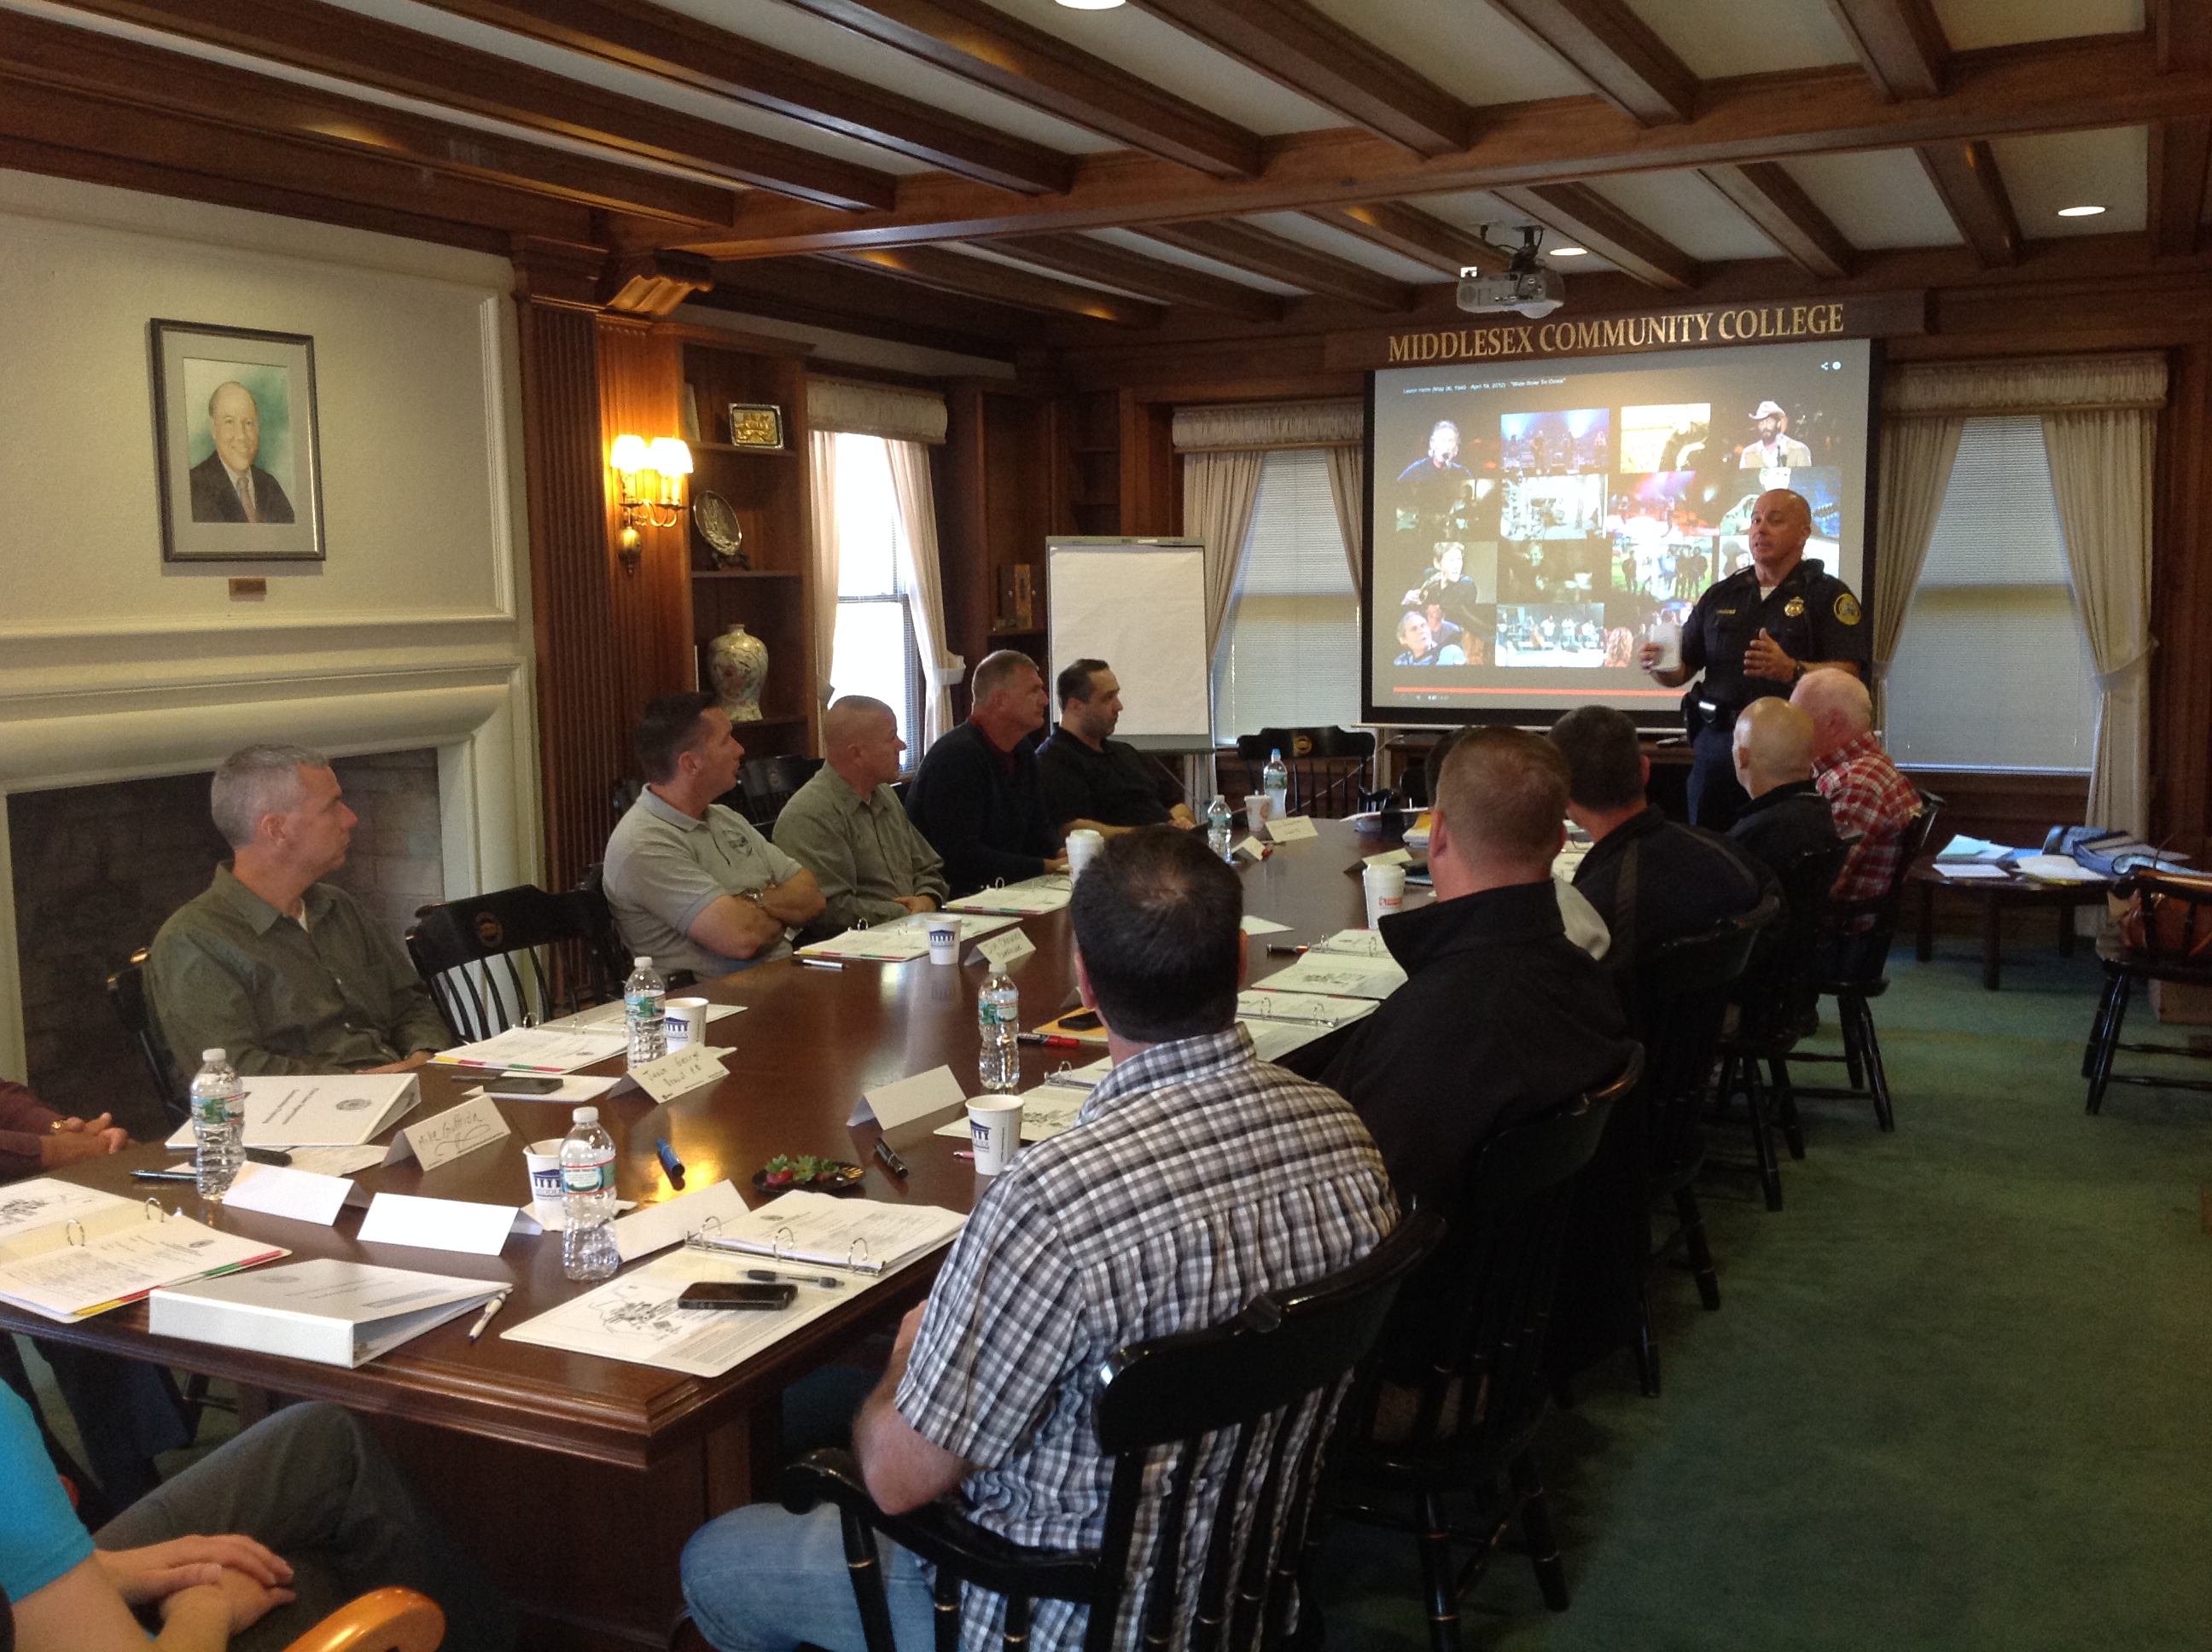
left=610, top=433, right=692, bottom=574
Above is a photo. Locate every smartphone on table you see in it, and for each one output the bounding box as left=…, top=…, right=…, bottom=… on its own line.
left=676, top=1282, right=796, bottom=1311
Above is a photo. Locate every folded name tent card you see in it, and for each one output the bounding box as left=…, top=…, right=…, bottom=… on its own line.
left=222, top=1164, right=357, bottom=1227
left=613, top=1178, right=750, bottom=1263
left=240, top=1075, right=422, bottom=1148
left=357, top=1192, right=521, bottom=1257
left=620, top=1043, right=731, bottom=1106
left=969, top=928, right=1037, bottom=971
left=150, top=1258, right=504, bottom=1369
left=1240, top=914, right=1291, bottom=935
left=1264, top=814, right=1319, bottom=843
left=1232, top=837, right=1268, bottom=863
left=848, top=1064, right=968, bottom=1131
left=394, top=1094, right=512, bottom=1173
left=1363, top=849, right=1414, bottom=867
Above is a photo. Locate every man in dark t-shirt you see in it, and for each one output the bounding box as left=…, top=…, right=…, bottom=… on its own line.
left=1037, top=659, right=1193, bottom=839
left=1726, top=697, right=1842, bottom=887
left=905, top=650, right=1068, bottom=895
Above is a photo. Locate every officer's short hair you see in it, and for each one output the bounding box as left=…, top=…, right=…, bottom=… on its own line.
left=1548, top=707, right=1644, bottom=812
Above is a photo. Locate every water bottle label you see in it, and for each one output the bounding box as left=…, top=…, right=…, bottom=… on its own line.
left=193, top=1095, right=229, bottom=1126
left=562, top=1155, right=614, bottom=1194
left=626, top=990, right=664, bottom=1017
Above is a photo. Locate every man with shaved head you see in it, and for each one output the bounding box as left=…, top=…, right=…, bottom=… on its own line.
left=1726, top=697, right=1842, bottom=885
left=1639, top=487, right=1868, bottom=827
left=1793, top=667, right=1920, bottom=927
left=188, top=381, right=297, bottom=525
left=774, top=696, right=946, bottom=933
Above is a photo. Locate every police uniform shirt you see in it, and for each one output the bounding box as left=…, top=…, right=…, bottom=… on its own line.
left=1679, top=556, right=1868, bottom=718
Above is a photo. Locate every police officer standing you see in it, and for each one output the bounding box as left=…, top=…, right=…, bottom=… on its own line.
left=1640, top=488, right=1869, bottom=827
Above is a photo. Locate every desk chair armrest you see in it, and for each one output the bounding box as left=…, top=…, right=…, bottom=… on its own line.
left=780, top=1450, right=1101, bottom=1604
left=279, top=1586, right=445, bottom=1652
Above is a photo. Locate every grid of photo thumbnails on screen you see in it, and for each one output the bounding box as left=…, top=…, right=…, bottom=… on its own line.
left=1369, top=339, right=1871, bottom=718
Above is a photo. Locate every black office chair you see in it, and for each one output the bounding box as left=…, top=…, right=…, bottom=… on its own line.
left=405, top=885, right=620, bottom=1042
left=737, top=754, right=822, bottom=829
left=107, top=948, right=186, bottom=1129
left=1327, top=1052, right=1642, bottom=1647
left=1235, top=728, right=1377, bottom=820
left=1790, top=793, right=1945, bottom=1132
left=775, top=1210, right=1446, bottom=1652
left=2083, top=870, right=2212, bottom=1113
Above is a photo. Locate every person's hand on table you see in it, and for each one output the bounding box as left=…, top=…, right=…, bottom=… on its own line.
left=41, top=1114, right=129, bottom=1166
left=360, top=1050, right=435, bottom=1074
left=1743, top=629, right=1798, bottom=683
left=894, top=895, right=937, bottom=915
left=1045, top=856, right=1070, bottom=875
left=98, top=1536, right=292, bottom=1606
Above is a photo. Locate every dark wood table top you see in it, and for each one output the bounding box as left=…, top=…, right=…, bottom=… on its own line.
left=1906, top=854, right=2114, bottom=899
left=4, top=820, right=1399, bottom=1469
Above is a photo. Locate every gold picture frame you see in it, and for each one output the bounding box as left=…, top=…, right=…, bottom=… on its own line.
left=726, top=402, right=785, bottom=451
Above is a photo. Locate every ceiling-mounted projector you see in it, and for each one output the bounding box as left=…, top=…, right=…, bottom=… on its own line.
left=1458, top=225, right=1565, bottom=319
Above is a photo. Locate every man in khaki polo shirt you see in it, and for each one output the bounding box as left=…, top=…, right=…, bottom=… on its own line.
left=602, top=693, right=825, bottom=978
left=773, top=696, right=946, bottom=934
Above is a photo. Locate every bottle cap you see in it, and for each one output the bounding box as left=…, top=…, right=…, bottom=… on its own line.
left=202, top=1049, right=224, bottom=1062
left=633, top=956, right=652, bottom=968
left=573, top=1106, right=599, bottom=1124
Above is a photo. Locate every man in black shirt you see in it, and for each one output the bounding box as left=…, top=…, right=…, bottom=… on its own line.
left=1324, top=728, right=1635, bottom=1219
left=1726, top=698, right=1841, bottom=885
left=905, top=650, right=1067, bottom=895
left=1548, top=706, right=1773, bottom=968
left=1037, top=659, right=1194, bottom=839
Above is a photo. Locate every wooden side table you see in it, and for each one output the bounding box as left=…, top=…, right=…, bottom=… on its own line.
left=1909, top=857, right=2113, bottom=990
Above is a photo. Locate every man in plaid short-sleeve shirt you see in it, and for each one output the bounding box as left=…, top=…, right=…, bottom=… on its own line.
left=681, top=829, right=1396, bottom=1652
left=1794, top=670, right=1920, bottom=928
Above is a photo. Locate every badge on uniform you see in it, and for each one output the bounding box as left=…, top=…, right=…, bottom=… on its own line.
left=1784, top=597, right=1805, bottom=617
left=1834, top=593, right=1861, bottom=625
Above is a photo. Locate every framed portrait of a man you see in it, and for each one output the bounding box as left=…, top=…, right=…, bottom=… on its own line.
left=149, top=320, right=325, bottom=562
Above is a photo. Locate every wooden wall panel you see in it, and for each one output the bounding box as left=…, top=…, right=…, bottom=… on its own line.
left=595, top=317, right=694, bottom=715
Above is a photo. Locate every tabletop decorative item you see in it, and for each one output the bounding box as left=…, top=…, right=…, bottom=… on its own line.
left=693, top=489, right=748, bottom=568
left=726, top=402, right=784, bottom=450
left=707, top=621, right=769, bottom=722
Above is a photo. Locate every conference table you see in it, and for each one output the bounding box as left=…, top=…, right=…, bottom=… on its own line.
left=2, top=819, right=1405, bottom=1650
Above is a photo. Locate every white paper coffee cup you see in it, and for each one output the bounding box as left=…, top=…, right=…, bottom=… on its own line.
left=1649, top=618, right=1682, bottom=673
left=523, top=1138, right=566, bottom=1227
left=1066, top=829, right=1104, bottom=881
left=927, top=916, right=961, bottom=966
left=665, top=997, right=710, bottom=1050
left=1244, top=794, right=1272, bottom=829
left=967, top=1097, right=1023, bottom=1174
left=1362, top=863, right=1408, bottom=930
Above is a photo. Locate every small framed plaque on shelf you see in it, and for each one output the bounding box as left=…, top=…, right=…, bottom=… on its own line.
left=726, top=403, right=784, bottom=450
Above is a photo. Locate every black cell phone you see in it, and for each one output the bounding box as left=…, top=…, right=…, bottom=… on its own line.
left=489, top=1076, right=566, bottom=1095
left=1059, top=1009, right=1103, bottom=1032
left=677, top=1281, right=796, bottom=1312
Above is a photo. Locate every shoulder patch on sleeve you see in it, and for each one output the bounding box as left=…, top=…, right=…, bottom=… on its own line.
left=1834, top=591, right=1861, bottom=625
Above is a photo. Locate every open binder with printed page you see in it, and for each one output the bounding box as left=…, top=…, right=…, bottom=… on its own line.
left=0, top=1178, right=288, bottom=1323
left=501, top=1190, right=965, bottom=1377
left=945, top=875, right=1073, bottom=916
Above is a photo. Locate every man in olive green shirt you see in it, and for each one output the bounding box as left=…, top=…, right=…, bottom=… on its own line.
left=147, top=745, right=451, bottom=1079
left=774, top=696, right=947, bottom=933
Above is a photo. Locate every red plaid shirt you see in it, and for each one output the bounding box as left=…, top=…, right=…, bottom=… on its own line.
left=1813, top=731, right=1920, bottom=916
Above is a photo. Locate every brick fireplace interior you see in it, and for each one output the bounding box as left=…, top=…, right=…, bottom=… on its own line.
left=9, top=750, right=445, bottom=1137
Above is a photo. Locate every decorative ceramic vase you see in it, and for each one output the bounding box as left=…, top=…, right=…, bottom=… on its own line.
left=707, top=622, right=769, bottom=723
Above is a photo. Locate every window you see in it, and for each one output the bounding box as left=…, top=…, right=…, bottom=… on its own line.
left=1212, top=450, right=1361, bottom=740
left=827, top=432, right=923, bottom=756
left=1883, top=416, right=2097, bottom=771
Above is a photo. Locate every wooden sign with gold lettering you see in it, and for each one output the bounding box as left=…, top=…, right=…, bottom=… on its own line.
left=1324, top=290, right=1926, bottom=373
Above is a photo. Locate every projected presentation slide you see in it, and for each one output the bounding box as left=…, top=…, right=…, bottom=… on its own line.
left=1366, top=338, right=1872, bottom=723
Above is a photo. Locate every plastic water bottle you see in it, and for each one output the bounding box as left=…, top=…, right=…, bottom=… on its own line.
left=1263, top=749, right=1289, bottom=821
left=1207, top=794, right=1234, bottom=862
left=559, top=1106, right=619, bottom=1283
left=189, top=1048, right=245, bottom=1203
left=977, top=969, right=1021, bottom=1093
left=624, top=955, right=666, bottom=1068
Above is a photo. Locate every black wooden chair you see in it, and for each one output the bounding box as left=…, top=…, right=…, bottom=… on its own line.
left=737, top=754, right=822, bottom=829
left=107, top=947, right=186, bottom=1130
left=1785, top=794, right=1943, bottom=1132
left=1234, top=728, right=1376, bottom=820
left=2083, top=870, right=2212, bottom=1113
left=776, top=1210, right=1446, bottom=1652
left=405, top=884, right=622, bottom=1042
left=1327, top=1052, right=1642, bottom=1648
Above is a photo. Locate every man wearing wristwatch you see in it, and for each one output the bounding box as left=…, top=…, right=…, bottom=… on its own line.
left=1639, top=489, right=1869, bottom=828
left=603, top=693, right=826, bottom=978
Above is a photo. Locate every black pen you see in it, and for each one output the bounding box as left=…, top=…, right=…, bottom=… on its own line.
left=131, top=1167, right=196, bottom=1183
left=874, top=1137, right=909, bottom=1178
left=746, top=1267, right=842, bottom=1290
left=1266, top=944, right=1310, bottom=957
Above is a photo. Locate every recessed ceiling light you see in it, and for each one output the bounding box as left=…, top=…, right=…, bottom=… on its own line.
left=1055, top=0, right=1125, bottom=9
left=2056, top=204, right=2105, bottom=218
left=1550, top=246, right=1590, bottom=257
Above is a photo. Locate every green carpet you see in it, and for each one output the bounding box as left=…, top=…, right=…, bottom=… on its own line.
left=1316, top=944, right=2212, bottom=1650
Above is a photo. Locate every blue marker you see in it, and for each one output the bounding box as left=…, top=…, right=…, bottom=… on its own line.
left=655, top=1138, right=686, bottom=1184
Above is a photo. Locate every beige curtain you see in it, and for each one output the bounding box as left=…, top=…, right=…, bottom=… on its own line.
left=1323, top=444, right=1366, bottom=595
left=1868, top=414, right=1965, bottom=719
left=2044, top=408, right=2158, bottom=835
left=806, top=377, right=947, bottom=445
left=1173, top=398, right=1362, bottom=451
left=1182, top=450, right=1266, bottom=655
left=807, top=430, right=840, bottom=708
left=885, top=438, right=961, bottom=747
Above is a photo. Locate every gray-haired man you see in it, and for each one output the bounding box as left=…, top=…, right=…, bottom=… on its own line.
left=146, top=746, right=451, bottom=1078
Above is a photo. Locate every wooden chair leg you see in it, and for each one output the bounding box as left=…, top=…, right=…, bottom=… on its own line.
left=1744, top=1065, right=1784, bottom=1212
left=1840, top=996, right=1867, bottom=1091
left=2081, top=970, right=2122, bottom=1079
left=1674, top=1184, right=1720, bottom=1311
left=1416, top=1490, right=1463, bottom=1652
left=1509, top=1450, right=1570, bottom=1614
left=1633, top=1277, right=1660, bottom=1399
left=1854, top=995, right=1895, bottom=1132
left=1771, top=1056, right=1806, bottom=1160
left=2087, top=971, right=2132, bottom=1115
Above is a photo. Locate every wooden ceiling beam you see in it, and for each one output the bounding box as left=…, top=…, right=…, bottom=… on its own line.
left=1124, top=0, right=1471, bottom=157
left=772, top=0, right=1263, bottom=179
left=684, top=35, right=2197, bottom=257
left=2149, top=119, right=2212, bottom=258
left=418, top=0, right=1072, bottom=195
left=0, top=9, right=735, bottom=226
left=1302, top=202, right=1509, bottom=274
left=1916, top=139, right=2021, bottom=265
left=1493, top=182, right=1701, bottom=288
left=830, top=246, right=1167, bottom=327
left=1824, top=0, right=1951, bottom=100
left=1135, top=220, right=1417, bottom=310
left=55, top=0, right=894, bottom=210
left=2153, top=0, right=2212, bottom=72
left=698, top=259, right=1028, bottom=358
left=1701, top=161, right=1857, bottom=278
left=1487, top=0, right=1701, bottom=125
left=994, top=233, right=1286, bottom=319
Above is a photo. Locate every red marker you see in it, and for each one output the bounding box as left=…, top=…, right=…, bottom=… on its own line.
left=1017, top=1032, right=1082, bottom=1049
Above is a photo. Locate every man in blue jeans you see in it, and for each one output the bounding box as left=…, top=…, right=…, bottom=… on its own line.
left=0, top=1387, right=513, bottom=1651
